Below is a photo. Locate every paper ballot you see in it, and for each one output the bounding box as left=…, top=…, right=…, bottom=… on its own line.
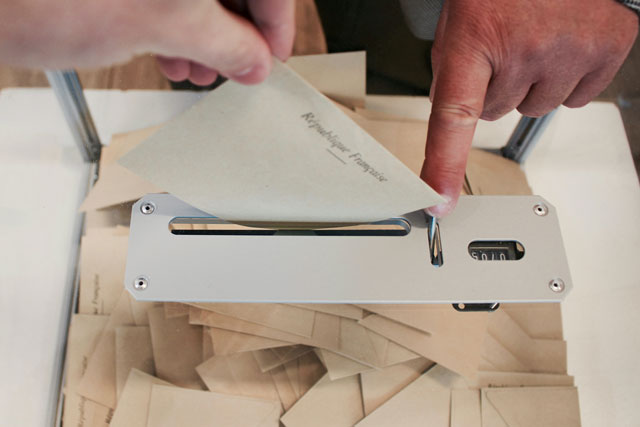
left=119, top=59, right=443, bottom=225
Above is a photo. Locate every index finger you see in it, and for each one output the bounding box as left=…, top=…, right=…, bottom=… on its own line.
left=247, top=0, right=295, bottom=61
left=421, top=48, right=492, bottom=217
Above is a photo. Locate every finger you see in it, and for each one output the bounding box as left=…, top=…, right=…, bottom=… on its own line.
left=421, top=48, right=492, bottom=217
left=482, top=71, right=533, bottom=121
left=154, top=1, right=272, bottom=84
left=429, top=0, right=449, bottom=102
left=563, top=65, right=619, bottom=108
left=156, top=56, right=190, bottom=82
left=247, top=0, right=295, bottom=60
left=188, top=62, right=220, bottom=86
left=517, top=77, right=580, bottom=117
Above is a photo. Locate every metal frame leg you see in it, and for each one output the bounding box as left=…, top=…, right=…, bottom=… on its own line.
left=502, top=110, right=557, bottom=164
left=45, top=70, right=102, bottom=163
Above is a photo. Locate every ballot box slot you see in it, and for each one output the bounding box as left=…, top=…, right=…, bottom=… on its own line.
left=426, top=215, right=444, bottom=267
left=168, top=217, right=411, bottom=236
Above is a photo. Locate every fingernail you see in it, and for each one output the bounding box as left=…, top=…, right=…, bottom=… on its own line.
left=233, top=65, right=255, bottom=77
left=230, top=63, right=269, bottom=84
left=425, top=196, right=453, bottom=218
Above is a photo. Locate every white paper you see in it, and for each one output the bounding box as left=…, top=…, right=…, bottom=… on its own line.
left=119, top=60, right=443, bottom=224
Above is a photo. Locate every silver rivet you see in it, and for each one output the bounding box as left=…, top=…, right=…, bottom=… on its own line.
left=533, top=203, right=548, bottom=216
left=548, top=278, right=565, bottom=293
left=134, top=276, right=148, bottom=290
left=140, top=202, right=155, bottom=215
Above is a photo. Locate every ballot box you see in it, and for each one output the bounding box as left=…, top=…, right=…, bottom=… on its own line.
left=1, top=52, right=639, bottom=427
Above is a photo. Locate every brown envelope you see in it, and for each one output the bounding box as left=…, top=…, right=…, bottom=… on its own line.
left=62, top=394, right=112, bottom=427
left=481, top=386, right=581, bottom=427
left=191, top=308, right=382, bottom=367
left=208, top=327, right=291, bottom=355
left=146, top=384, right=281, bottom=427
left=280, top=373, right=364, bottom=427
left=289, top=351, right=327, bottom=399
left=109, top=369, right=173, bottom=427
left=163, top=302, right=190, bottom=318
left=501, top=303, right=564, bottom=339
left=315, top=348, right=374, bottom=380
left=270, top=364, right=299, bottom=411
left=63, top=314, right=111, bottom=427
left=482, top=309, right=567, bottom=374
left=365, top=329, right=421, bottom=367
left=84, top=202, right=133, bottom=230
left=114, top=326, right=154, bottom=398
left=287, top=51, right=366, bottom=108
left=337, top=105, right=428, bottom=175
left=128, top=299, right=162, bottom=326
left=202, top=327, right=214, bottom=359
left=253, top=345, right=313, bottom=372
left=77, top=292, right=135, bottom=408
left=196, top=352, right=281, bottom=406
left=469, top=371, right=574, bottom=388
left=355, top=366, right=455, bottom=427
left=287, top=303, right=364, bottom=320
left=147, top=307, right=204, bottom=389
left=465, top=149, right=532, bottom=196
left=358, top=312, right=486, bottom=378
left=64, top=314, right=109, bottom=391
left=360, top=358, right=433, bottom=415
left=78, top=230, right=128, bottom=315
left=451, top=389, right=481, bottom=427
left=191, top=303, right=316, bottom=338
left=80, top=127, right=162, bottom=212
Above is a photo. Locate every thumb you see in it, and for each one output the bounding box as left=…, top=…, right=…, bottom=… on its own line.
left=421, top=47, right=492, bottom=217
left=152, top=1, right=272, bottom=84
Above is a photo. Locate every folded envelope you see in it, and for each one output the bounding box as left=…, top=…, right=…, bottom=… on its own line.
left=481, top=386, right=581, bottom=427
left=146, top=384, right=281, bottom=427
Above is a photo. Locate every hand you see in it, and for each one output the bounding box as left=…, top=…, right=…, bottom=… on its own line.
left=0, top=0, right=295, bottom=85
left=422, top=0, right=638, bottom=217
left=157, top=0, right=295, bottom=85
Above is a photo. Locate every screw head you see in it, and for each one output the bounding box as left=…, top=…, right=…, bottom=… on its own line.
left=134, top=276, right=149, bottom=290
left=549, top=278, right=565, bottom=293
left=533, top=203, right=548, bottom=216
left=140, top=202, right=155, bottom=215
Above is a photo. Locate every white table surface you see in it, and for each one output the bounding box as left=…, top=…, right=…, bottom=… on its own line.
left=1, top=89, right=638, bottom=426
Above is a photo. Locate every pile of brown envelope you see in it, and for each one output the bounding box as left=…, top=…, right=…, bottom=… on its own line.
left=62, top=52, right=581, bottom=426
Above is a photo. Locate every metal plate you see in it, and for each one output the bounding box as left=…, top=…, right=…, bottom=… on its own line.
left=124, top=194, right=572, bottom=303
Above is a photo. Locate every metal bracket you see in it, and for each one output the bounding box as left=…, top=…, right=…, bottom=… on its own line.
left=124, top=194, right=572, bottom=304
